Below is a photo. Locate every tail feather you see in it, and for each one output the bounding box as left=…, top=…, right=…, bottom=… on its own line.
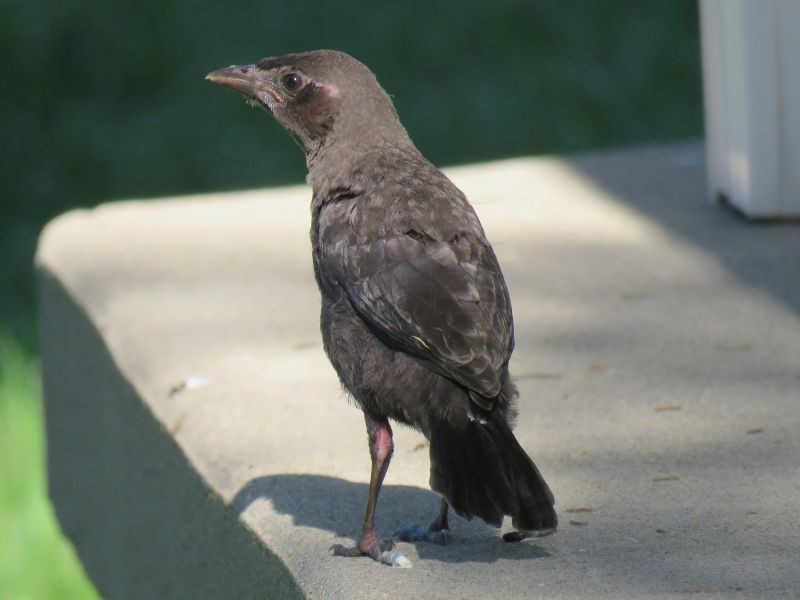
left=431, top=423, right=495, bottom=525
left=466, top=424, right=520, bottom=517
left=430, top=422, right=468, bottom=519
left=429, top=410, right=557, bottom=532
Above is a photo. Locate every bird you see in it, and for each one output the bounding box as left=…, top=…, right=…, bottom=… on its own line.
left=206, top=50, right=556, bottom=567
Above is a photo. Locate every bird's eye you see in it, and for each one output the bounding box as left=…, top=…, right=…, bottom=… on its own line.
left=282, top=73, right=303, bottom=91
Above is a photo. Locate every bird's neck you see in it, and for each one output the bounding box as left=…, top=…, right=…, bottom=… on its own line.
left=305, top=119, right=416, bottom=193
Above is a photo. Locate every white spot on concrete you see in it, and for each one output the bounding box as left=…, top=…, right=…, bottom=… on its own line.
left=168, top=375, right=213, bottom=397
left=383, top=551, right=412, bottom=568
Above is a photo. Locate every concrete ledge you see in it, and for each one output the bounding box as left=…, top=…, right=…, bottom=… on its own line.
left=39, top=270, right=303, bottom=599
left=38, top=143, right=800, bottom=598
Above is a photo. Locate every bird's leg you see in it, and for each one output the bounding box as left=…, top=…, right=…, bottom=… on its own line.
left=330, top=416, right=410, bottom=567
left=393, top=497, right=451, bottom=545
left=431, top=497, right=450, bottom=532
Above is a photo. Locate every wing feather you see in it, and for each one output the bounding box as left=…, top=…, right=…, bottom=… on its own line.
left=321, top=208, right=513, bottom=400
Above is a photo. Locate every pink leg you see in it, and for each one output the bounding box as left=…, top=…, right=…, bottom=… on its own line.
left=330, top=416, right=410, bottom=567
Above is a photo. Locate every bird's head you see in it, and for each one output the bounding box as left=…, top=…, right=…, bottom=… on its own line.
left=206, top=50, right=409, bottom=158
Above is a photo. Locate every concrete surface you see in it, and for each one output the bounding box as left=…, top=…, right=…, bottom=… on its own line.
left=38, top=143, right=800, bottom=599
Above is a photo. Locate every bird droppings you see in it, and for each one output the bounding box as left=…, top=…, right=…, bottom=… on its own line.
left=565, top=507, right=594, bottom=513
left=653, top=475, right=680, bottom=482
left=714, top=342, right=752, bottom=352
left=654, top=405, right=681, bottom=412
left=382, top=551, right=412, bottom=569
left=746, top=428, right=764, bottom=435
left=167, top=375, right=213, bottom=397
left=569, top=520, right=589, bottom=527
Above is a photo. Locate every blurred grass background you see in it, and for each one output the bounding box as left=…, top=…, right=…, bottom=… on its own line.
left=0, top=0, right=701, bottom=596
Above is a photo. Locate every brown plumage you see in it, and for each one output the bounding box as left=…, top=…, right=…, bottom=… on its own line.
left=207, top=50, right=556, bottom=567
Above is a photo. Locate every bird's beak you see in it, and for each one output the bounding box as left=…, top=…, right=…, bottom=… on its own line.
left=205, top=65, right=282, bottom=103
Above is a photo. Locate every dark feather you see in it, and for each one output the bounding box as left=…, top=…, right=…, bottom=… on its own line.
left=316, top=151, right=514, bottom=405
left=211, top=49, right=557, bottom=539
left=430, top=411, right=556, bottom=532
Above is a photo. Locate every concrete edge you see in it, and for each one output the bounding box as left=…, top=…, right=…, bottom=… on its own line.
left=38, top=263, right=305, bottom=599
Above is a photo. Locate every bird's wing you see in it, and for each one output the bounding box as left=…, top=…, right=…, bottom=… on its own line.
left=320, top=210, right=513, bottom=402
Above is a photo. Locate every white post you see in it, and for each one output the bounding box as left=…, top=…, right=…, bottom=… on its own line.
left=700, top=0, right=800, bottom=218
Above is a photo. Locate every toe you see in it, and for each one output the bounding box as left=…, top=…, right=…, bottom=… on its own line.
left=330, top=532, right=411, bottom=566
left=379, top=537, right=396, bottom=552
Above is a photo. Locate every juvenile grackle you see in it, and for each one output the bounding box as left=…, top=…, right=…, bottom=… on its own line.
left=207, top=50, right=556, bottom=568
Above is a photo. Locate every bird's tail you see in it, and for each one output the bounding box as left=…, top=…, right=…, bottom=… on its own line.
left=429, top=408, right=557, bottom=531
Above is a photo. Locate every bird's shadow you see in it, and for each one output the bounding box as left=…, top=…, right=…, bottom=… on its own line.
left=232, top=474, right=550, bottom=564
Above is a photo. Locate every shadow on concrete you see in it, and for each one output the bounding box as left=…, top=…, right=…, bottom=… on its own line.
left=567, top=142, right=800, bottom=318
left=39, top=270, right=304, bottom=600
left=232, top=474, right=551, bottom=564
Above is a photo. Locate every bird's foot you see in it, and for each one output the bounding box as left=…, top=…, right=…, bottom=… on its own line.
left=502, top=527, right=556, bottom=543
left=393, top=523, right=450, bottom=545
left=330, top=530, right=411, bottom=568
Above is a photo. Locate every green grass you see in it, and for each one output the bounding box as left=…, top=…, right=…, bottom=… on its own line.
left=0, top=333, right=98, bottom=599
